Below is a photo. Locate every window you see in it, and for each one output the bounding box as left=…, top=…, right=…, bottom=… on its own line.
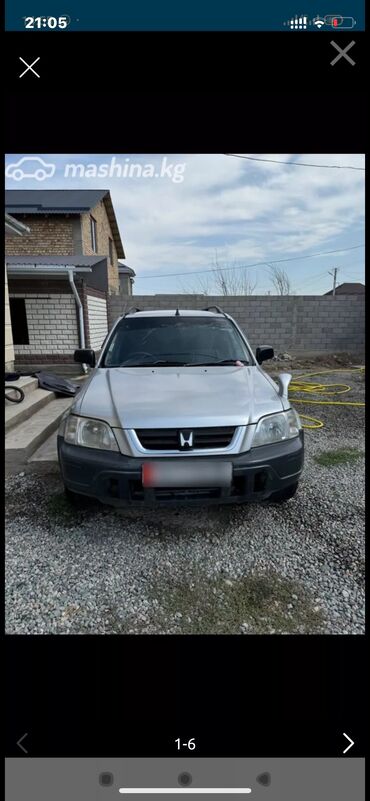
left=9, top=298, right=29, bottom=345
left=109, top=236, right=114, bottom=264
left=102, top=316, right=252, bottom=367
left=90, top=215, right=98, bottom=252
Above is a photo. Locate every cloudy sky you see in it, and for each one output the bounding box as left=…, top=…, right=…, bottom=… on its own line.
left=5, top=153, right=365, bottom=294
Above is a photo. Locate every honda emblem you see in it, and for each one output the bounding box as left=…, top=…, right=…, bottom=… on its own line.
left=179, top=430, right=194, bottom=449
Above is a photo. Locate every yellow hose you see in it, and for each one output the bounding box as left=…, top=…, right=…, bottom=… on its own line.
left=287, top=367, right=365, bottom=429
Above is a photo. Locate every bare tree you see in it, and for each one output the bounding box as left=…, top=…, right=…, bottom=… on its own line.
left=207, top=255, right=257, bottom=295
left=181, top=257, right=258, bottom=296
left=179, top=273, right=212, bottom=295
left=212, top=264, right=257, bottom=295
left=269, top=264, right=291, bottom=295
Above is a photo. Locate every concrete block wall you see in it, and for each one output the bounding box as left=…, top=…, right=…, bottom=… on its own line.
left=107, top=294, right=365, bottom=354
left=10, top=292, right=79, bottom=358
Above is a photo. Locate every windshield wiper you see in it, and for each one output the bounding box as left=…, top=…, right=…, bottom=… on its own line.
left=186, top=359, right=249, bottom=366
left=120, top=359, right=187, bottom=367
left=117, top=358, right=249, bottom=368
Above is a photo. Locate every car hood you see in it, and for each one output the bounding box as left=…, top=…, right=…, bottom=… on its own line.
left=72, top=365, right=284, bottom=429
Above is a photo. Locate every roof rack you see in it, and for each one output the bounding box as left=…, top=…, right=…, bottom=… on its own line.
left=124, top=307, right=142, bottom=316
left=202, top=305, right=226, bottom=316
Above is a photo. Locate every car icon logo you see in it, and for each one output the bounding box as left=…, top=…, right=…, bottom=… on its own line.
left=6, top=156, right=56, bottom=181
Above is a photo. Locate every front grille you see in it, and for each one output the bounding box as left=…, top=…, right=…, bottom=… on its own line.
left=135, top=426, right=236, bottom=450
left=129, top=481, right=222, bottom=502
left=128, top=476, right=248, bottom=503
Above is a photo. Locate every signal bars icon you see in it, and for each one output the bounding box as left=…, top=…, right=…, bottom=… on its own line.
left=289, top=14, right=308, bottom=29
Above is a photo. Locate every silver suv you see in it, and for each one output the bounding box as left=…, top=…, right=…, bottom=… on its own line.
left=58, top=308, right=304, bottom=506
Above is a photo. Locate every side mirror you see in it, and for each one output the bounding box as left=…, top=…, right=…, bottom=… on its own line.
left=74, top=348, right=96, bottom=367
left=256, top=346, right=274, bottom=364
left=276, top=373, right=292, bottom=399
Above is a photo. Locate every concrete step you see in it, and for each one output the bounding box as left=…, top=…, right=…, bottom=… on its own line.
left=5, top=397, right=73, bottom=470
left=28, top=430, right=59, bottom=465
left=5, top=387, right=54, bottom=433
left=5, top=376, right=39, bottom=397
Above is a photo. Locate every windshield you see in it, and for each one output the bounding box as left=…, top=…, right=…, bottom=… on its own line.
left=101, top=316, right=252, bottom=367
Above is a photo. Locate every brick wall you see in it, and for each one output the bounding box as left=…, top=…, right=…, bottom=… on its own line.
left=9, top=291, right=79, bottom=360
left=80, top=201, right=120, bottom=294
left=5, top=215, right=75, bottom=256
left=107, top=294, right=365, bottom=355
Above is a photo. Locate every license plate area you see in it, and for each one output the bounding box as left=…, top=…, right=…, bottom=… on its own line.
left=142, top=460, right=232, bottom=488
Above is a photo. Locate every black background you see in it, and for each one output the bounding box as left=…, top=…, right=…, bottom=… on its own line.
left=5, top=636, right=367, bottom=756
left=6, top=31, right=366, bottom=90
left=5, top=31, right=367, bottom=152
left=4, top=27, right=367, bottom=761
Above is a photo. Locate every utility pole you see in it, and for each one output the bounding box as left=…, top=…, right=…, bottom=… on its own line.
left=328, top=267, right=338, bottom=296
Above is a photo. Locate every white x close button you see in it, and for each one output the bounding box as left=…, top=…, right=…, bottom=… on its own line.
left=19, top=57, right=41, bottom=78
left=330, top=40, right=356, bottom=66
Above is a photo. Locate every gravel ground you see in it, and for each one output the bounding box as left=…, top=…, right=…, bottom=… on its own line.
left=5, top=368, right=365, bottom=635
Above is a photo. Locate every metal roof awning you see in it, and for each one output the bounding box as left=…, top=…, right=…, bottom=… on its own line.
left=5, top=213, right=31, bottom=236
left=6, top=264, right=92, bottom=277
left=6, top=255, right=106, bottom=277
left=6, top=254, right=105, bottom=266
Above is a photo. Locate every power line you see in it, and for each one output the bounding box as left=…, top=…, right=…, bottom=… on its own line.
left=224, top=154, right=365, bottom=171
left=289, top=268, right=363, bottom=291
left=136, top=244, right=365, bottom=281
left=340, top=270, right=365, bottom=278
left=264, top=262, right=327, bottom=285
left=294, top=271, right=329, bottom=288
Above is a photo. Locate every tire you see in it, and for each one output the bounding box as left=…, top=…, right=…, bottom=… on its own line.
left=5, top=386, right=25, bottom=403
left=268, top=481, right=299, bottom=504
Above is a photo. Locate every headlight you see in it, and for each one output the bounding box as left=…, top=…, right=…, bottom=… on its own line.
left=252, top=408, right=302, bottom=447
left=62, top=415, right=119, bottom=451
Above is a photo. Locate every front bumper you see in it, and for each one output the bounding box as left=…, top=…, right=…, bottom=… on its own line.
left=58, top=431, right=304, bottom=507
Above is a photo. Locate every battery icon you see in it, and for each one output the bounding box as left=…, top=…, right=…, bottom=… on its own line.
left=324, top=15, right=356, bottom=28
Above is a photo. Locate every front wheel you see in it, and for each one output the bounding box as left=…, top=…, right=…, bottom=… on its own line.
left=268, top=481, right=299, bottom=504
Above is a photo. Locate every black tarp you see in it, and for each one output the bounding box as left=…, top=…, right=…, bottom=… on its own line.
left=4, top=371, right=81, bottom=397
